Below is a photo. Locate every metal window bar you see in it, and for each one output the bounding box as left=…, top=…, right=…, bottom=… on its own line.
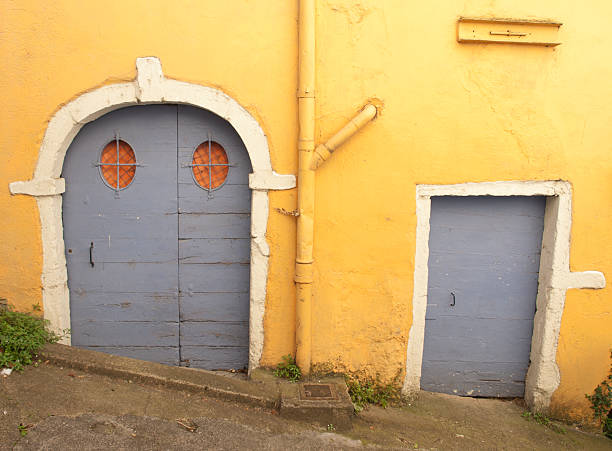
left=187, top=164, right=235, bottom=168
left=208, top=133, right=212, bottom=194
left=116, top=132, right=120, bottom=193
left=94, top=163, right=145, bottom=167
left=183, top=133, right=232, bottom=198
left=93, top=132, right=142, bottom=197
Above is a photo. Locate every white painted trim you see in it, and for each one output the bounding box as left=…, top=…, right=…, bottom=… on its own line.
left=9, top=179, right=65, bottom=196
left=402, top=180, right=605, bottom=413
left=249, top=172, right=296, bottom=190
left=8, top=57, right=296, bottom=372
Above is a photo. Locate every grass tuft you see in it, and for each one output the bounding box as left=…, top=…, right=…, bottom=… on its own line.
left=0, top=305, right=66, bottom=371
left=346, top=377, right=399, bottom=412
left=273, top=354, right=301, bottom=382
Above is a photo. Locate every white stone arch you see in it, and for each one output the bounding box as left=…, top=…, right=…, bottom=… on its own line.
left=9, top=57, right=296, bottom=371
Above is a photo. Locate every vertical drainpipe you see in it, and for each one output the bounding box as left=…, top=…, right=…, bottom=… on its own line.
left=295, top=0, right=315, bottom=375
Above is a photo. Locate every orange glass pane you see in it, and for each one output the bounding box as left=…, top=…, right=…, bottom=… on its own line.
left=99, top=140, right=136, bottom=189
left=192, top=141, right=229, bottom=190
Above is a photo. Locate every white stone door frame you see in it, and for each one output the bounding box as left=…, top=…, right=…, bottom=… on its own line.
left=9, top=57, right=296, bottom=372
left=402, top=181, right=605, bottom=411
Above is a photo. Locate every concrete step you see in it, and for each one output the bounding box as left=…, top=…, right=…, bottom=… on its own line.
left=40, top=344, right=354, bottom=430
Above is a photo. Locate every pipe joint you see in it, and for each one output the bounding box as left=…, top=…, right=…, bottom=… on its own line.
left=309, top=144, right=331, bottom=170
left=297, top=90, right=315, bottom=98
left=294, top=261, right=314, bottom=284
left=309, top=103, right=378, bottom=170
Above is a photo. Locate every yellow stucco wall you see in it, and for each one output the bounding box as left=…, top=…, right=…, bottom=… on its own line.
left=1, top=0, right=610, bottom=420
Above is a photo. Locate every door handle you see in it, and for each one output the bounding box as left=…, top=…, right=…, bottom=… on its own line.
left=89, top=242, right=95, bottom=268
left=450, top=292, right=456, bottom=307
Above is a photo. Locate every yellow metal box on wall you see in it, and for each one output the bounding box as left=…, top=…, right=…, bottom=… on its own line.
left=457, top=17, right=562, bottom=46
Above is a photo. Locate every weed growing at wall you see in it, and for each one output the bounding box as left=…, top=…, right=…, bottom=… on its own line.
left=346, top=377, right=399, bottom=412
left=273, top=354, right=301, bottom=382
left=521, top=411, right=566, bottom=434
left=585, top=350, right=612, bottom=439
left=0, top=304, right=65, bottom=371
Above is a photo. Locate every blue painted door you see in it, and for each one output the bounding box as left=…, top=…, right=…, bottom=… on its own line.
left=63, top=105, right=251, bottom=370
left=177, top=106, right=251, bottom=369
left=421, top=196, right=545, bottom=397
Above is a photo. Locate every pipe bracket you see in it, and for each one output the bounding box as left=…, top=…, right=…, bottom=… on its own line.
left=298, top=139, right=315, bottom=152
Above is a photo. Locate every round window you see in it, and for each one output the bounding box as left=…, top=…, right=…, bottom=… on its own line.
left=192, top=141, right=229, bottom=190
left=99, top=140, right=137, bottom=190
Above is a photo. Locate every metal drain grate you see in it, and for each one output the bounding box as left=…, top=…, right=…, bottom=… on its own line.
left=299, top=383, right=337, bottom=400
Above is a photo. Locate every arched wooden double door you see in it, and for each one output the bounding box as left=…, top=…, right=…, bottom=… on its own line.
left=62, top=105, right=251, bottom=370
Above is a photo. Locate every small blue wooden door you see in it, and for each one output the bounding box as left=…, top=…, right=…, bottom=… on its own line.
left=421, top=196, right=545, bottom=397
left=63, top=105, right=251, bottom=370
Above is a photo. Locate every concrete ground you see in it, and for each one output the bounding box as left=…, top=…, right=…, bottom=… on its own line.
left=1, top=362, right=610, bottom=450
